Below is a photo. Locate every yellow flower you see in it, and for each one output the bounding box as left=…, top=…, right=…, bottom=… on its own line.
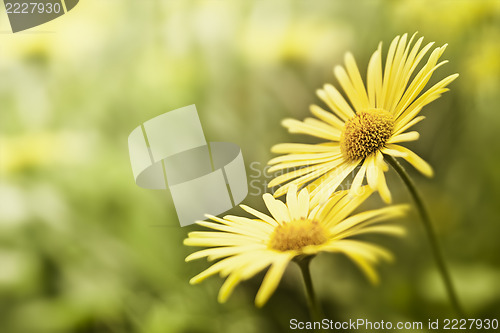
left=268, top=33, right=458, bottom=205
left=184, top=185, right=408, bottom=307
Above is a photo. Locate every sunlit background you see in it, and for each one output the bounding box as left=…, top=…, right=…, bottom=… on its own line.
left=1, top=0, right=500, bottom=332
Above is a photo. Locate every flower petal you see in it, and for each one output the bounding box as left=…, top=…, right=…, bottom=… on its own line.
left=297, top=187, right=310, bottom=219
left=218, top=254, right=276, bottom=303
left=271, top=142, right=340, bottom=154
left=393, top=45, right=449, bottom=118
left=239, top=205, right=278, bottom=227
left=375, top=151, right=392, bottom=203
left=367, top=42, right=383, bottom=107
left=386, top=144, right=434, bottom=177
left=330, top=204, right=408, bottom=236
left=263, top=194, right=290, bottom=223
left=255, top=254, right=293, bottom=307
left=350, top=225, right=406, bottom=237
left=334, top=52, right=370, bottom=111
left=286, top=184, right=300, bottom=220
left=309, top=161, right=360, bottom=207
left=393, top=116, right=425, bottom=136
left=186, top=244, right=266, bottom=262
left=268, top=159, right=343, bottom=189
left=282, top=118, right=341, bottom=141
left=380, top=34, right=400, bottom=110
left=395, top=73, right=458, bottom=127
left=309, top=104, right=345, bottom=129
left=321, top=186, right=373, bottom=228
left=387, top=131, right=420, bottom=144
left=349, top=160, right=368, bottom=198
left=318, top=84, right=356, bottom=121
left=268, top=151, right=340, bottom=165
left=365, top=154, right=379, bottom=191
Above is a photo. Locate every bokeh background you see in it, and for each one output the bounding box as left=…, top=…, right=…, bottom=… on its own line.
left=1, top=0, right=500, bottom=332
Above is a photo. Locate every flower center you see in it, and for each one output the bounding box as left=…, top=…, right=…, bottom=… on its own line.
left=340, top=109, right=394, bottom=160
left=269, top=219, right=328, bottom=252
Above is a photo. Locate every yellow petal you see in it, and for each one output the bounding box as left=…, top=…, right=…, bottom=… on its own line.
left=393, top=116, right=425, bottom=136
left=389, top=35, right=426, bottom=111
left=309, top=161, right=359, bottom=207
left=334, top=52, right=370, bottom=110
left=184, top=236, right=256, bottom=247
left=268, top=151, right=340, bottom=165
left=350, top=225, right=406, bottom=237
left=344, top=53, right=370, bottom=108
left=218, top=254, right=277, bottom=303
left=255, top=255, right=292, bottom=307
left=322, top=186, right=373, bottom=228
left=385, top=33, right=409, bottom=111
left=386, top=144, right=434, bottom=177
left=218, top=272, right=242, bottom=303
left=387, top=131, right=420, bottom=144
left=186, top=245, right=265, bottom=262
left=381, top=147, right=408, bottom=157
left=286, top=184, right=300, bottom=220
left=304, top=117, right=342, bottom=137
left=367, top=43, right=382, bottom=107
left=322, top=240, right=381, bottom=284
left=349, top=160, right=368, bottom=198
left=330, top=205, right=408, bottom=236
left=223, top=215, right=275, bottom=233
left=282, top=118, right=341, bottom=141
left=393, top=46, right=449, bottom=118
left=380, top=34, right=400, bottom=109
left=263, top=194, right=290, bottom=223
left=396, top=73, right=458, bottom=126
left=239, top=205, right=278, bottom=226
left=375, top=151, right=392, bottom=203
left=309, top=104, right=345, bottom=129
left=346, top=252, right=380, bottom=285
left=268, top=160, right=342, bottom=189
left=376, top=162, right=392, bottom=204
left=318, top=84, right=356, bottom=121
left=189, top=256, right=242, bottom=284
left=271, top=142, right=340, bottom=154
left=272, top=159, right=344, bottom=197
left=365, top=155, right=379, bottom=191
left=297, top=187, right=310, bottom=219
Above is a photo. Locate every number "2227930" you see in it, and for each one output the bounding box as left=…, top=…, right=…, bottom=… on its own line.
left=5, top=2, right=62, bottom=14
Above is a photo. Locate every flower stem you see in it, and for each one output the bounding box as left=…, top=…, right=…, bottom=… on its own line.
left=385, top=155, right=464, bottom=317
left=296, top=256, right=323, bottom=322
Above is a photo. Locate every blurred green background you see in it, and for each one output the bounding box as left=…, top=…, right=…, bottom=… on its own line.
left=1, top=0, right=500, bottom=332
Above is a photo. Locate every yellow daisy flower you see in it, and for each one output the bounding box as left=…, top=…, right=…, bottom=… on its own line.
left=268, top=33, right=458, bottom=205
left=184, top=185, right=408, bottom=307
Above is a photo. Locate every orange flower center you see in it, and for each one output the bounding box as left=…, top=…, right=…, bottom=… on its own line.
left=269, top=219, right=328, bottom=252
left=340, top=109, right=394, bottom=160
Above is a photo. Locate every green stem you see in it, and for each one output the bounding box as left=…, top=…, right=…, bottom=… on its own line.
left=296, top=256, right=324, bottom=323
left=385, top=155, right=465, bottom=317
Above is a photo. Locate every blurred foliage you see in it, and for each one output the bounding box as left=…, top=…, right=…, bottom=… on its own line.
left=1, top=0, right=500, bottom=332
